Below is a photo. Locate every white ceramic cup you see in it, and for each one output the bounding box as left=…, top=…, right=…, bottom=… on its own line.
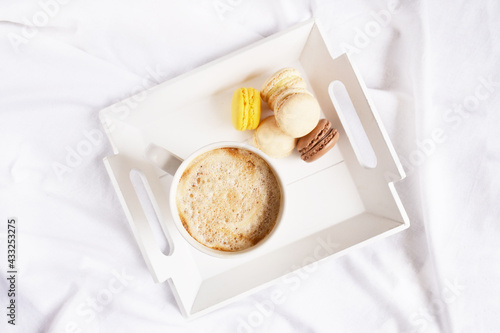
left=147, top=141, right=286, bottom=258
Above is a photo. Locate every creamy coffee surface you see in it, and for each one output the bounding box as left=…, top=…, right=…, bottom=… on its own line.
left=176, top=148, right=281, bottom=251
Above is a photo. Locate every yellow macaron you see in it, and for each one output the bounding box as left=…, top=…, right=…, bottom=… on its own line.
left=231, top=87, right=261, bottom=131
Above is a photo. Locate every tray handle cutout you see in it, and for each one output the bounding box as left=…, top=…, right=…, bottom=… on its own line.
left=327, top=53, right=404, bottom=178
left=329, top=80, right=377, bottom=168
left=130, top=169, right=171, bottom=256
left=104, top=154, right=183, bottom=283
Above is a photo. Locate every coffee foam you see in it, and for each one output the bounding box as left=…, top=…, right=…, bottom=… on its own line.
left=176, top=148, right=281, bottom=252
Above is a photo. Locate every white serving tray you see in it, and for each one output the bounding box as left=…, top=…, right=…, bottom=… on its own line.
left=100, top=19, right=409, bottom=318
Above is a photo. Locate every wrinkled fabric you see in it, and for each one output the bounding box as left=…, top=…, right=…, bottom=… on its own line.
left=1, top=0, right=499, bottom=332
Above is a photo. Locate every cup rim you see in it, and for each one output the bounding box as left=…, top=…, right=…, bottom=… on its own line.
left=169, top=141, right=286, bottom=258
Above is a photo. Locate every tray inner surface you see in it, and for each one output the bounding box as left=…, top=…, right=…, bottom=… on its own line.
left=101, top=21, right=407, bottom=316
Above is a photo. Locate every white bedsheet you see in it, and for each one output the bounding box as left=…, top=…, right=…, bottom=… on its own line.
left=1, top=0, right=499, bottom=332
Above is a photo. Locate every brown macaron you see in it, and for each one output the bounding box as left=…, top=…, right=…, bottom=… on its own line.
left=296, top=119, right=339, bottom=162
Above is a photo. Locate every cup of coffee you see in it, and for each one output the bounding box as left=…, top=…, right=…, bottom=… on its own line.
left=147, top=142, right=286, bottom=257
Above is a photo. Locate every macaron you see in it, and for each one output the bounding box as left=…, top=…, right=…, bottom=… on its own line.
left=261, top=68, right=306, bottom=110
left=273, top=87, right=321, bottom=138
left=231, top=87, right=261, bottom=131
left=296, top=119, right=339, bottom=162
left=253, top=116, right=297, bottom=158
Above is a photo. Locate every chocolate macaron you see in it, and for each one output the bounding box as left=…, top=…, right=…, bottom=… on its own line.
left=296, top=119, right=339, bottom=162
